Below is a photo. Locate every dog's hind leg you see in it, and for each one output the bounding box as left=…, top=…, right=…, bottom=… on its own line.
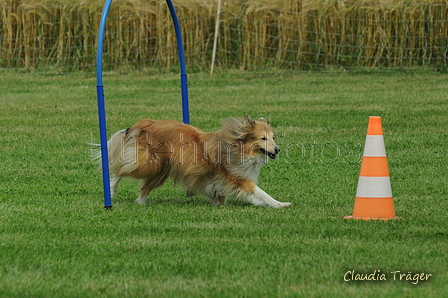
left=136, top=176, right=168, bottom=205
left=246, top=186, right=291, bottom=208
left=110, top=176, right=122, bottom=198
left=136, top=179, right=154, bottom=205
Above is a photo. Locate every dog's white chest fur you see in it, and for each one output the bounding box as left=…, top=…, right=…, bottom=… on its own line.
left=232, top=155, right=266, bottom=184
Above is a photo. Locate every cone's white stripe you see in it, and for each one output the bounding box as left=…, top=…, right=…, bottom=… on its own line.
left=363, top=135, right=387, bottom=157
left=356, top=176, right=392, bottom=198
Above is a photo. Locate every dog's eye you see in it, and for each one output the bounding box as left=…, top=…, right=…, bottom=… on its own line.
left=261, top=137, right=266, bottom=141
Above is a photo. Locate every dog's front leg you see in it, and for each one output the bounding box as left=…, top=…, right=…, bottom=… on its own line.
left=246, top=186, right=291, bottom=208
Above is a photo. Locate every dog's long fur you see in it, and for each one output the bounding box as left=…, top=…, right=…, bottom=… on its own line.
left=96, top=115, right=291, bottom=208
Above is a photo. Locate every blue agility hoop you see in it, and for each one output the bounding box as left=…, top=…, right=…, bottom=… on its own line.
left=166, top=0, right=190, bottom=125
left=96, top=0, right=190, bottom=209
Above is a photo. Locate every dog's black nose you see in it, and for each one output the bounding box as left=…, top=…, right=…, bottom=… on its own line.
left=274, top=147, right=280, bottom=155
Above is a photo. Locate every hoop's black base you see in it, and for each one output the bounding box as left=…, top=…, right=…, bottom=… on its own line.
left=104, top=205, right=112, bottom=210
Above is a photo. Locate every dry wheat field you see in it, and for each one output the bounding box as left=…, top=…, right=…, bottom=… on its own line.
left=1, top=0, right=447, bottom=71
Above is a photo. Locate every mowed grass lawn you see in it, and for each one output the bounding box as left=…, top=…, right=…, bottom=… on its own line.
left=0, top=70, right=447, bottom=297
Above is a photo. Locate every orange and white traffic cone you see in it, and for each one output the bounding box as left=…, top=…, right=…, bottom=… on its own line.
left=345, top=116, right=397, bottom=220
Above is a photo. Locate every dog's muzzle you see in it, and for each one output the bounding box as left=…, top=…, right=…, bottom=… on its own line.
left=260, top=147, right=280, bottom=159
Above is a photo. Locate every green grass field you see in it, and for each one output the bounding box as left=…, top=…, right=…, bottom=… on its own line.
left=0, top=70, right=447, bottom=297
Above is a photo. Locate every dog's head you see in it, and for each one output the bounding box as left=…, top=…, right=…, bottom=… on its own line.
left=245, top=115, right=280, bottom=160
left=222, top=115, right=280, bottom=160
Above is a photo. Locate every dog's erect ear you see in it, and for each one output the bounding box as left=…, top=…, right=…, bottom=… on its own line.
left=258, top=117, right=269, bottom=124
left=245, top=114, right=255, bottom=126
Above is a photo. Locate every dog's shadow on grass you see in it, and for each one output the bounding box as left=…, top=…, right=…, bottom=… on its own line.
left=115, top=195, right=252, bottom=208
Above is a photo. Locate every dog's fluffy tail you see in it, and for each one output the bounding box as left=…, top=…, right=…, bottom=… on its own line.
left=89, top=143, right=101, bottom=164
left=89, top=129, right=127, bottom=174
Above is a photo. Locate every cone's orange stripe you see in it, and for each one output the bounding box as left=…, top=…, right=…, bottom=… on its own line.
left=366, top=116, right=383, bottom=135
left=352, top=197, right=396, bottom=218
left=359, top=156, right=390, bottom=177
left=355, top=197, right=393, bottom=199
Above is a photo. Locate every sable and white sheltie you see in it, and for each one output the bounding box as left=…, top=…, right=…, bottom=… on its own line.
left=96, top=115, right=291, bottom=208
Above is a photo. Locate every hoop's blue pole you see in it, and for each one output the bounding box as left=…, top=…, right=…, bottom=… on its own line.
left=166, top=0, right=190, bottom=125
left=96, top=0, right=113, bottom=209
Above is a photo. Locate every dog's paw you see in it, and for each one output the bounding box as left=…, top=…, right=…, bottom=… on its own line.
left=279, top=202, right=292, bottom=208
left=135, top=198, right=147, bottom=205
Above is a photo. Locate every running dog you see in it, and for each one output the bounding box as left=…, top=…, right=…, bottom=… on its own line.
left=95, top=115, right=291, bottom=208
